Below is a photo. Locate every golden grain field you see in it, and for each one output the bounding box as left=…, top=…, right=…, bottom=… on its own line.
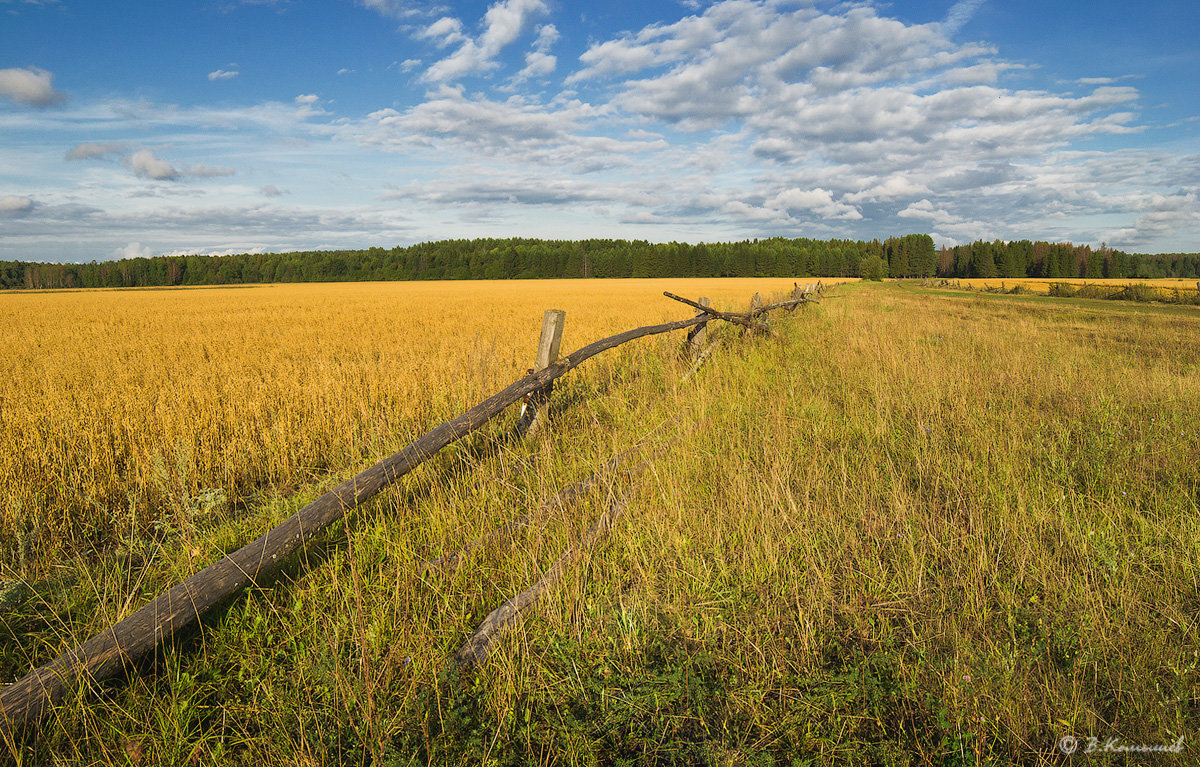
left=948, top=276, right=1200, bottom=294
left=0, top=278, right=845, bottom=576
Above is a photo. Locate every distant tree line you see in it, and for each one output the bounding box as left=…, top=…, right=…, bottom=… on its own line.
left=935, top=241, right=1200, bottom=280
left=2, top=235, right=1196, bottom=290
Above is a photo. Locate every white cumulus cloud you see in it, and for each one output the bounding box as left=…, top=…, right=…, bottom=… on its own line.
left=421, top=16, right=468, bottom=47
left=112, top=242, right=153, bottom=260
left=0, top=195, right=36, bottom=216
left=422, top=0, right=549, bottom=83
left=0, top=66, right=66, bottom=107
left=514, top=23, right=559, bottom=82
left=65, top=141, right=128, bottom=160
left=126, top=149, right=180, bottom=180
left=772, top=188, right=863, bottom=220
left=118, top=148, right=235, bottom=181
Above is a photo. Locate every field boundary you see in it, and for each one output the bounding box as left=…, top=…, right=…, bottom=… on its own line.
left=916, top=277, right=1200, bottom=305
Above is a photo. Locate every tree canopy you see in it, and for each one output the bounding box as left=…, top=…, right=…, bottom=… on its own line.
left=2, top=236, right=1194, bottom=290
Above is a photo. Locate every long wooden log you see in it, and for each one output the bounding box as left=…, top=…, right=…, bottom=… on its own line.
left=420, top=428, right=665, bottom=577
left=454, top=476, right=643, bottom=666
left=452, top=413, right=698, bottom=667
left=0, top=312, right=711, bottom=737
left=752, top=294, right=818, bottom=316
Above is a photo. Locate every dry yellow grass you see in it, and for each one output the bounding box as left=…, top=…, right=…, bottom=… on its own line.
left=0, top=277, right=845, bottom=576
left=950, top=277, right=1200, bottom=294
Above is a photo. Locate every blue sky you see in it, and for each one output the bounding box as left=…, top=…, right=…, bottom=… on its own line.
left=1, top=0, right=1197, bottom=263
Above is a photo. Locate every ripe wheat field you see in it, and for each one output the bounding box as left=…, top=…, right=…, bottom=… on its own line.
left=949, top=277, right=1199, bottom=294
left=0, top=277, right=829, bottom=578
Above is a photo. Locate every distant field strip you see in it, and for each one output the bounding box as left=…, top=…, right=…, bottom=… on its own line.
left=949, top=277, right=1200, bottom=295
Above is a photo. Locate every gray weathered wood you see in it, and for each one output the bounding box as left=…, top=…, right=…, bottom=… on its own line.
left=684, top=296, right=710, bottom=357
left=787, top=285, right=802, bottom=313
left=662, top=292, right=775, bottom=336
left=421, top=424, right=667, bottom=576
left=0, top=309, right=711, bottom=738
left=535, top=309, right=565, bottom=370
left=454, top=477, right=642, bottom=666
left=518, top=309, right=566, bottom=438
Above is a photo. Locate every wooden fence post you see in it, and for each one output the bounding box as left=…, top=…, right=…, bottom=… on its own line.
left=684, top=297, right=711, bottom=357
left=536, top=309, right=566, bottom=372
left=518, top=309, right=566, bottom=437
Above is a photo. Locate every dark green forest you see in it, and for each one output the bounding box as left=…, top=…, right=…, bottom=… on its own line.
left=2, top=235, right=1197, bottom=290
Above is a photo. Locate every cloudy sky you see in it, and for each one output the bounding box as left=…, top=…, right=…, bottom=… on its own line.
left=1, top=0, right=1197, bottom=263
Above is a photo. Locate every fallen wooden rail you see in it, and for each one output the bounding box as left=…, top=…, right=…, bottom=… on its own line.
left=455, top=474, right=644, bottom=666
left=664, top=291, right=776, bottom=336
left=0, top=290, right=818, bottom=737
left=421, top=419, right=673, bottom=577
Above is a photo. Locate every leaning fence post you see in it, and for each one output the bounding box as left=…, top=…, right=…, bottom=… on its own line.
left=518, top=309, right=566, bottom=438
left=684, top=297, right=711, bottom=358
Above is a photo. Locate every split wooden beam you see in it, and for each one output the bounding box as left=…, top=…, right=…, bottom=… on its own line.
left=0, top=310, right=711, bottom=738
left=751, top=294, right=819, bottom=316
left=451, top=415, right=697, bottom=667
left=421, top=422, right=670, bottom=577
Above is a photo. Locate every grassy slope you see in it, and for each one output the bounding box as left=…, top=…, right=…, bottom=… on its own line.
left=4, top=282, right=1198, bottom=765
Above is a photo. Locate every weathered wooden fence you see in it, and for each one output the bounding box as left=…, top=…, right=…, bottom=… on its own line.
left=0, top=284, right=823, bottom=738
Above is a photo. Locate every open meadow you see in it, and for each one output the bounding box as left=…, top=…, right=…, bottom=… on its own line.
left=2, top=278, right=1198, bottom=765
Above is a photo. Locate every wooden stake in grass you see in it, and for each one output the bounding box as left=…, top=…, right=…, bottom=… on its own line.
left=684, top=297, right=710, bottom=358
left=517, top=309, right=565, bottom=438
